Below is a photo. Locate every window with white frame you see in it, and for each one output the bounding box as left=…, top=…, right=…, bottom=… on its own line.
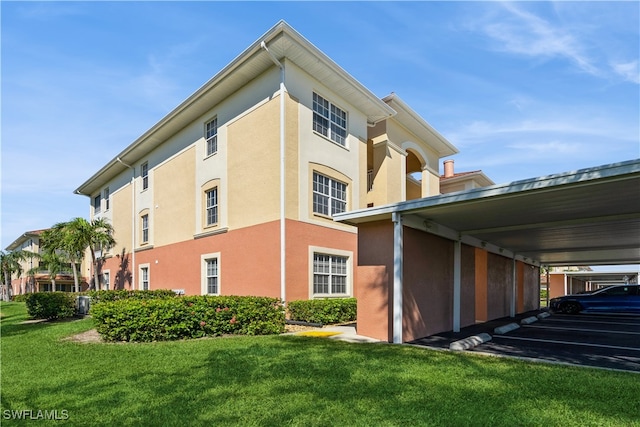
left=140, top=266, right=149, bottom=291
left=93, top=194, right=101, bottom=214
left=141, top=162, right=149, bottom=190
left=104, top=187, right=110, bottom=210
left=205, top=258, right=218, bottom=294
left=201, top=253, right=221, bottom=295
left=205, top=187, right=218, bottom=226
left=101, top=271, right=110, bottom=290
left=313, top=92, right=347, bottom=146
left=313, top=172, right=347, bottom=216
left=313, top=253, right=348, bottom=295
left=205, top=117, right=218, bottom=156
left=141, top=214, right=149, bottom=243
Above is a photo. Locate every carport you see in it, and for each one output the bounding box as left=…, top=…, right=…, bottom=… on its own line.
left=546, top=270, right=639, bottom=299
left=335, top=159, right=640, bottom=343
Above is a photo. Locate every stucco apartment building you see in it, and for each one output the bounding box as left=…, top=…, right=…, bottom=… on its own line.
left=6, top=230, right=90, bottom=294
left=74, top=21, right=462, bottom=302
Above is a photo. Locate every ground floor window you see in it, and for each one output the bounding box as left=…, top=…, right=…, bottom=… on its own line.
left=201, top=252, right=221, bottom=295
left=313, top=252, right=349, bottom=296
left=140, top=266, right=149, bottom=291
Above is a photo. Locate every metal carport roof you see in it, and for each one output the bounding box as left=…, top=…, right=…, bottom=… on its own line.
left=335, top=159, right=640, bottom=267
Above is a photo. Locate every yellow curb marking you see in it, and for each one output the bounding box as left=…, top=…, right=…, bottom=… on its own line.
left=296, top=331, right=343, bottom=337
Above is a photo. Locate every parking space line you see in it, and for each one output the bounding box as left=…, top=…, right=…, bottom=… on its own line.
left=493, top=335, right=640, bottom=352
left=546, top=318, right=640, bottom=327
left=523, top=325, right=640, bottom=335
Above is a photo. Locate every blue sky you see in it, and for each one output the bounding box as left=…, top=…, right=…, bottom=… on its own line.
left=2, top=1, right=639, bottom=252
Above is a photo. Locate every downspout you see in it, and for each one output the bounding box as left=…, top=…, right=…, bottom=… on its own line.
left=261, top=41, right=286, bottom=304
left=392, top=212, right=403, bottom=344
left=117, top=157, right=136, bottom=290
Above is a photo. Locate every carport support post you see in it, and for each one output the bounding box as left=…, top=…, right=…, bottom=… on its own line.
left=392, top=212, right=403, bottom=344
left=453, top=240, right=461, bottom=332
left=510, top=256, right=517, bottom=317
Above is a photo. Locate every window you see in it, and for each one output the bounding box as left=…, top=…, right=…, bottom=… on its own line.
left=205, top=258, right=218, bottom=294
left=93, top=194, right=101, bottom=214
left=205, top=188, right=218, bottom=226
left=101, top=272, right=110, bottom=290
left=141, top=214, right=149, bottom=243
left=201, top=252, right=221, bottom=295
left=205, top=117, right=218, bottom=156
left=140, top=267, right=149, bottom=291
left=104, top=187, right=110, bottom=210
left=313, top=172, right=347, bottom=216
left=141, top=162, right=149, bottom=190
left=313, top=93, right=347, bottom=146
left=313, top=253, right=348, bottom=295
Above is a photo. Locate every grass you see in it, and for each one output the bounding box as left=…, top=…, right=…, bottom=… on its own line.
left=1, top=302, right=639, bottom=427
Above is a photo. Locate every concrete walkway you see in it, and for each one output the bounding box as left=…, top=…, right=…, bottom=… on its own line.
left=286, top=323, right=381, bottom=343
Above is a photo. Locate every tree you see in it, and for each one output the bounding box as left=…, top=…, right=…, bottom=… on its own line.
left=42, top=221, right=85, bottom=293
left=29, top=250, right=67, bottom=292
left=66, top=218, right=116, bottom=291
left=0, top=250, right=39, bottom=301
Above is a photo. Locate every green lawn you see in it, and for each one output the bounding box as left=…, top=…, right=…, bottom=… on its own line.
left=1, top=302, right=639, bottom=427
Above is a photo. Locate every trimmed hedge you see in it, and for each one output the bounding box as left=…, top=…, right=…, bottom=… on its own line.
left=11, top=294, right=29, bottom=303
left=85, top=289, right=177, bottom=304
left=287, top=298, right=357, bottom=324
left=91, top=295, right=285, bottom=342
left=24, top=292, right=76, bottom=320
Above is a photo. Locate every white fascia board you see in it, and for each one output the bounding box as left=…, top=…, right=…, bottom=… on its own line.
left=335, top=159, right=640, bottom=225
left=382, top=93, right=459, bottom=157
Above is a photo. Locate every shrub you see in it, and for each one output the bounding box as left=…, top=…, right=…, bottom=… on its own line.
left=287, top=298, right=357, bottom=324
left=91, top=295, right=285, bottom=342
left=11, top=294, right=29, bottom=302
left=86, top=289, right=178, bottom=304
left=24, top=292, right=76, bottom=319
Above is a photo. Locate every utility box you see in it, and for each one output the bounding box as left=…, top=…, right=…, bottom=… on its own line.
left=76, top=296, right=91, bottom=315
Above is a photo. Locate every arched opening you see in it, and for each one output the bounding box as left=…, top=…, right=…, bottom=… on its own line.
left=405, top=149, right=425, bottom=201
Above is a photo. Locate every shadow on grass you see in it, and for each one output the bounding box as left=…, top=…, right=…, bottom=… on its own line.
left=2, top=303, right=640, bottom=427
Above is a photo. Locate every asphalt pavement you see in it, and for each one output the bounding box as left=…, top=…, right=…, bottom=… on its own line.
left=410, top=310, right=640, bottom=373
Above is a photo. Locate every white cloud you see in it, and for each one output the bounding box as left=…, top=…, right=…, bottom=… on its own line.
left=610, top=60, right=640, bottom=84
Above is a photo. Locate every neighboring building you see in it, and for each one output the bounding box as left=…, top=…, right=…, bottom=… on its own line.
left=5, top=229, right=90, bottom=294
left=74, top=21, right=458, bottom=301
left=439, top=159, right=494, bottom=194
left=542, top=266, right=638, bottom=299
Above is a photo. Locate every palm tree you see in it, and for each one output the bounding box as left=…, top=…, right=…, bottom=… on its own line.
left=0, top=250, right=39, bottom=301
left=29, top=250, right=67, bottom=292
left=67, top=218, right=116, bottom=291
left=42, top=222, right=85, bottom=293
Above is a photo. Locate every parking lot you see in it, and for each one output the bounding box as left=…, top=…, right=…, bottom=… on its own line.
left=411, top=311, right=640, bottom=373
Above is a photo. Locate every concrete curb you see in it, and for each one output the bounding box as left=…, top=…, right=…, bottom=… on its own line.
left=537, top=312, right=551, bottom=319
left=520, top=316, right=538, bottom=325
left=494, top=323, right=520, bottom=334
left=449, top=333, right=492, bottom=351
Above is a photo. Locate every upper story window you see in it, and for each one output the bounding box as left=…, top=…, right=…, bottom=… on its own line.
left=141, top=214, right=149, bottom=244
left=205, top=187, right=218, bottom=226
left=141, top=162, right=149, bottom=190
left=313, top=172, right=347, bottom=216
left=205, top=117, right=218, bottom=156
left=93, top=194, right=101, bottom=214
left=313, top=93, right=347, bottom=146
left=104, top=187, right=110, bottom=211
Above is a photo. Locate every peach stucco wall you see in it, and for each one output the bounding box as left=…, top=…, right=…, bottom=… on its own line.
left=285, top=220, right=358, bottom=302
left=356, top=221, right=394, bottom=341
left=101, top=219, right=357, bottom=302
left=402, top=227, right=454, bottom=341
